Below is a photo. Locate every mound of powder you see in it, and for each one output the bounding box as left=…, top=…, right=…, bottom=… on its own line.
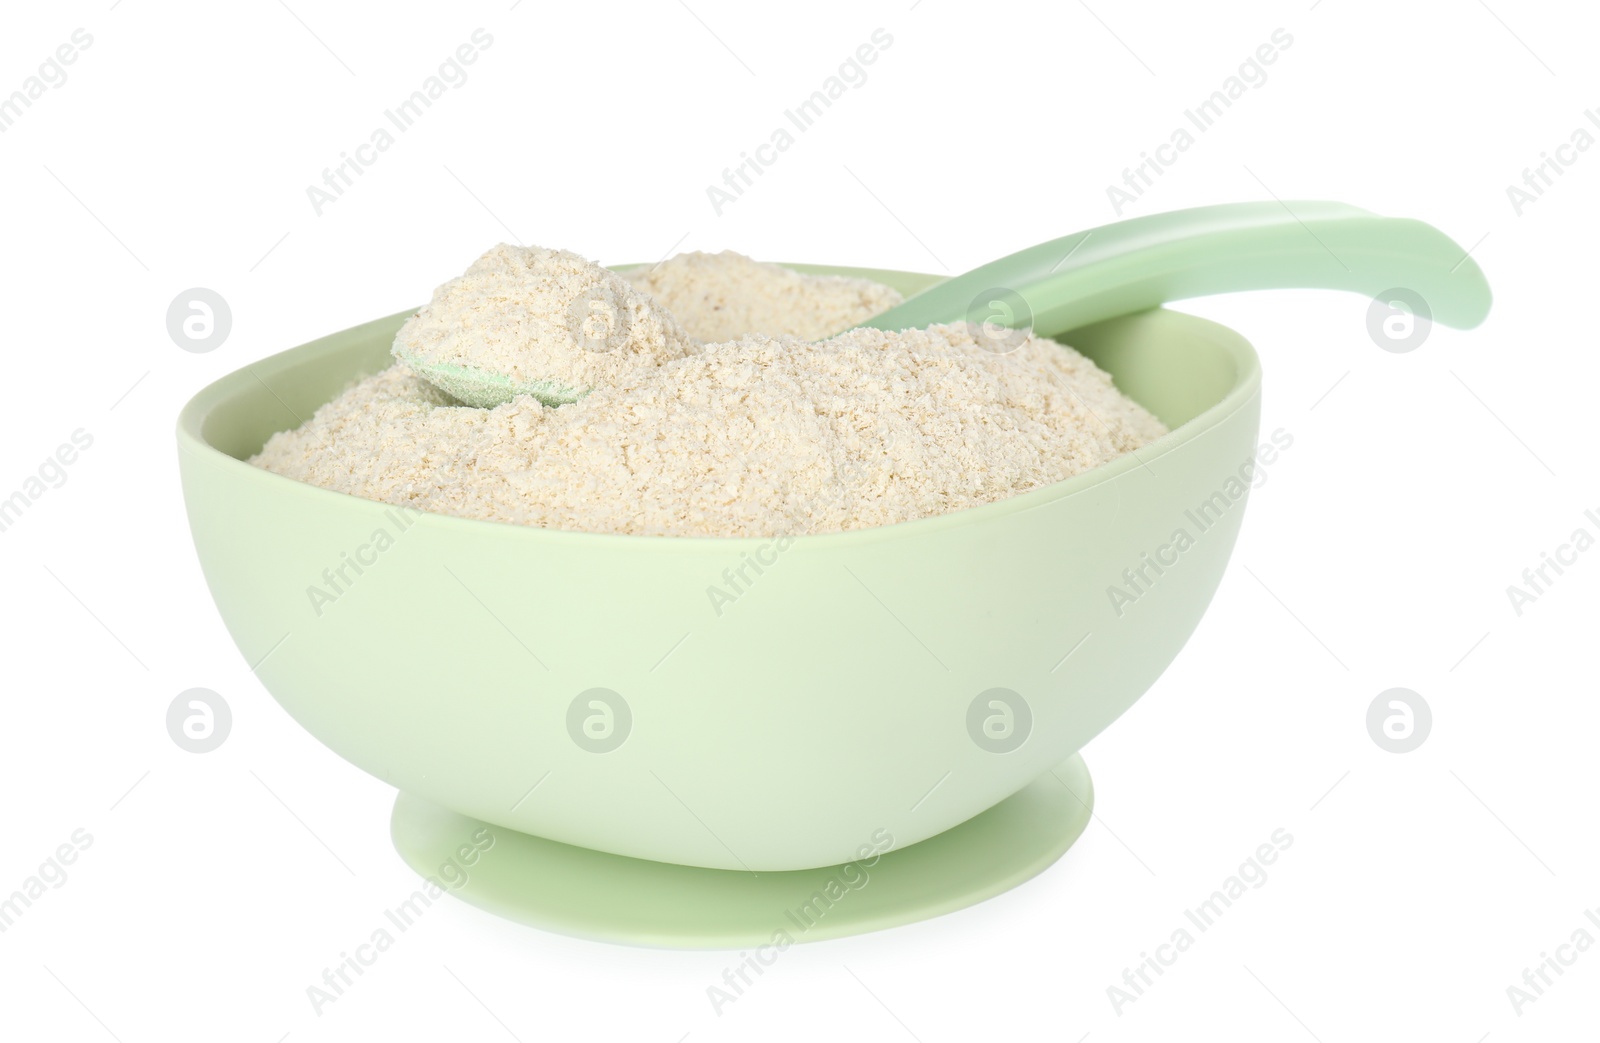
left=622, top=250, right=903, bottom=342
left=252, top=320, right=1167, bottom=538
left=392, top=243, right=694, bottom=404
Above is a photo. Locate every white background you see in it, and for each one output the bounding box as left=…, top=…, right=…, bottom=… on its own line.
left=1, top=0, right=1595, bottom=1040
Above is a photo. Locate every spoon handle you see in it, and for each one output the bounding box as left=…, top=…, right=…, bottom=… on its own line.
left=855, top=201, right=1491, bottom=336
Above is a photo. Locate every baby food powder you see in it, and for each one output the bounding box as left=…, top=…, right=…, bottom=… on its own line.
left=252, top=250, right=1166, bottom=537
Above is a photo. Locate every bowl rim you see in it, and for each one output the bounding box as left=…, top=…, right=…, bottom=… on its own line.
left=176, top=273, right=1262, bottom=550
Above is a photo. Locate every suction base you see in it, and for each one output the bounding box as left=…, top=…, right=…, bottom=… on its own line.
left=390, top=754, right=1093, bottom=948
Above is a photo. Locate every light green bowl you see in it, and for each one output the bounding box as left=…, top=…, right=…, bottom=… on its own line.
left=177, top=266, right=1260, bottom=930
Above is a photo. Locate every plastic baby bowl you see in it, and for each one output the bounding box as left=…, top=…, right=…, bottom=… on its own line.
left=176, top=204, right=1490, bottom=946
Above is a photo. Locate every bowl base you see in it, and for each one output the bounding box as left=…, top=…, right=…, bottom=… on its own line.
left=389, top=754, right=1093, bottom=948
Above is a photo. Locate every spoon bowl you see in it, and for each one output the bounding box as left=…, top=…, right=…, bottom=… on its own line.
left=388, top=349, right=588, bottom=408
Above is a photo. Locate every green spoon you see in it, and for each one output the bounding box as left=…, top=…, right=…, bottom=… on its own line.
left=404, top=201, right=1489, bottom=407
left=390, top=353, right=592, bottom=409
left=856, top=200, right=1490, bottom=341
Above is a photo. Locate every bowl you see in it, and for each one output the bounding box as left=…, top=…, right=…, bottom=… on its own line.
left=178, top=265, right=1261, bottom=941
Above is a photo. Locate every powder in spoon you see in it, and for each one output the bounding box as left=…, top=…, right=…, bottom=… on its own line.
left=391, top=243, right=696, bottom=404
left=252, top=279, right=1167, bottom=538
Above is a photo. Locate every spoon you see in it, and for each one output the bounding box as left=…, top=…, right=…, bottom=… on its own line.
left=402, top=201, right=1490, bottom=407
left=856, top=200, right=1490, bottom=339
left=392, top=245, right=693, bottom=409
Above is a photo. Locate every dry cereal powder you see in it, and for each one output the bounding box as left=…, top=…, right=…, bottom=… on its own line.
left=252, top=247, right=1167, bottom=537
